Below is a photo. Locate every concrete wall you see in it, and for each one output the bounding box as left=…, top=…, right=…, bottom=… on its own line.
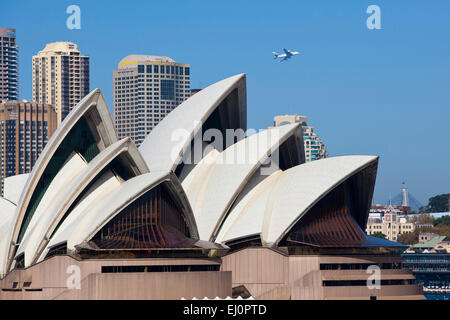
left=323, top=285, right=423, bottom=300
left=221, top=247, right=424, bottom=300
left=0, top=248, right=424, bottom=300
left=0, top=255, right=231, bottom=300
left=52, top=271, right=231, bottom=300
left=221, top=247, right=289, bottom=298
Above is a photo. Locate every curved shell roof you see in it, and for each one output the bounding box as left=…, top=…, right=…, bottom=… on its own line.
left=16, top=152, right=87, bottom=267
left=216, top=155, right=378, bottom=246
left=0, top=216, right=14, bottom=278
left=0, top=74, right=381, bottom=278
left=56, top=171, right=197, bottom=252
left=3, top=174, right=29, bottom=205
left=0, top=198, right=16, bottom=277
left=215, top=170, right=283, bottom=243
left=139, top=73, right=246, bottom=173
left=16, top=138, right=149, bottom=267
left=2, top=88, right=117, bottom=273
left=263, top=155, right=378, bottom=245
left=184, top=123, right=301, bottom=241
left=0, top=198, right=16, bottom=228
left=37, top=170, right=122, bottom=263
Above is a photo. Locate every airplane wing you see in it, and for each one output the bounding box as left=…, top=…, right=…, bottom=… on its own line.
left=283, top=48, right=290, bottom=54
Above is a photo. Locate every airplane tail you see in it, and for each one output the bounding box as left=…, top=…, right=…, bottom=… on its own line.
left=272, top=52, right=279, bottom=59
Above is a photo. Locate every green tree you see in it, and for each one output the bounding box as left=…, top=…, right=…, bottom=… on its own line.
left=397, top=230, right=419, bottom=245
left=372, top=232, right=387, bottom=239
left=397, top=224, right=450, bottom=246
left=434, top=224, right=450, bottom=238
left=433, top=215, right=450, bottom=226
left=422, top=193, right=450, bottom=213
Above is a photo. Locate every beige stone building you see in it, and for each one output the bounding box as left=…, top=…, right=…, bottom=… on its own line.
left=366, top=209, right=415, bottom=242
left=0, top=100, right=57, bottom=194
left=32, top=42, right=89, bottom=124
left=272, top=114, right=328, bottom=162
left=113, top=55, right=190, bottom=147
left=419, top=232, right=439, bottom=244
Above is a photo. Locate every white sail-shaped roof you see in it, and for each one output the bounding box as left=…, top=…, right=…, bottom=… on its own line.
left=15, top=152, right=87, bottom=267
left=184, top=123, right=301, bottom=241
left=0, top=75, right=382, bottom=279
left=63, top=172, right=198, bottom=251
left=3, top=174, right=29, bottom=205
left=214, top=155, right=378, bottom=246
left=139, top=73, right=246, bottom=173
left=264, top=155, right=378, bottom=245
left=0, top=198, right=16, bottom=230
left=3, top=88, right=117, bottom=273
left=215, top=170, right=283, bottom=243
left=0, top=218, right=14, bottom=279
left=0, top=198, right=16, bottom=277
left=37, top=170, right=122, bottom=263
left=16, top=138, right=148, bottom=267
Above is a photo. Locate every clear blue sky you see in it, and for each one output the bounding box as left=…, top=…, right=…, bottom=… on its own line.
left=2, top=0, right=449, bottom=205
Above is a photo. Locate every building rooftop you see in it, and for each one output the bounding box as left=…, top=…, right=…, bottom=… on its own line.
left=118, top=54, right=177, bottom=68
left=413, top=236, right=447, bottom=248
left=0, top=28, right=15, bottom=37
left=39, top=42, right=80, bottom=53
left=407, top=212, right=450, bottom=219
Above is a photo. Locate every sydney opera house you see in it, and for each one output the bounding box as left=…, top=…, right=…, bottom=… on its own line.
left=0, top=74, right=423, bottom=299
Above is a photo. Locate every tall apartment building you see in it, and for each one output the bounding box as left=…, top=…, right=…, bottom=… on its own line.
left=0, top=28, right=19, bottom=102
left=113, top=55, right=190, bottom=146
left=272, top=114, right=328, bottom=162
left=32, top=42, right=89, bottom=124
left=0, top=101, right=57, bottom=194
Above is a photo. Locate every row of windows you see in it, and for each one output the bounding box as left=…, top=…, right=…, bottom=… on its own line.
left=115, top=79, right=188, bottom=86
left=322, top=279, right=414, bottom=287
left=115, top=90, right=186, bottom=96
left=115, top=75, right=189, bottom=81
left=115, top=86, right=189, bottom=91
left=116, top=117, right=168, bottom=124
left=137, top=65, right=189, bottom=75
left=115, top=111, right=173, bottom=118
left=114, top=96, right=188, bottom=104
left=367, top=224, right=413, bottom=230
left=320, top=263, right=401, bottom=270
left=102, top=264, right=219, bottom=273
left=115, top=98, right=186, bottom=105
left=115, top=93, right=187, bottom=99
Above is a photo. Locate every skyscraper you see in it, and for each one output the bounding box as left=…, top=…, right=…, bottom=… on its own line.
left=0, top=100, right=57, bottom=194
left=0, top=28, right=19, bottom=102
left=113, top=55, right=190, bottom=146
left=272, top=114, right=328, bottom=162
left=32, top=42, right=89, bottom=124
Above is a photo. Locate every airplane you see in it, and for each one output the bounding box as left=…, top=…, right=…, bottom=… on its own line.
left=272, top=48, right=300, bottom=61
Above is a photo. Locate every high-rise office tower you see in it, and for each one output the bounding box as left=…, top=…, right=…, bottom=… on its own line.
left=272, top=114, right=328, bottom=162
left=0, top=101, right=57, bottom=194
left=113, top=55, right=190, bottom=146
left=32, top=42, right=89, bottom=124
left=0, top=28, right=19, bottom=102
